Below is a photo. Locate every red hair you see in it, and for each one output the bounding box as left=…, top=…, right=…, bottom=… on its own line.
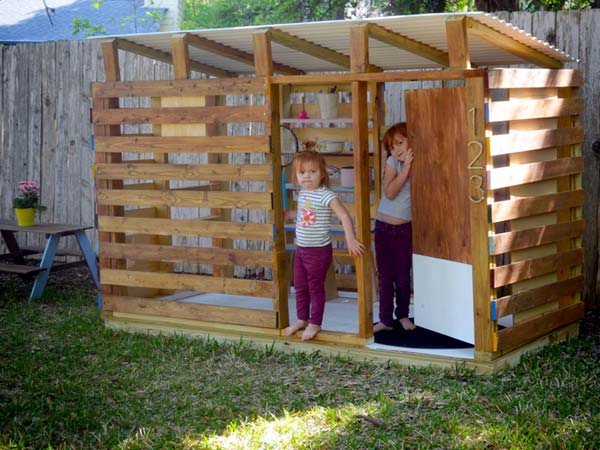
left=382, top=123, right=408, bottom=157
left=291, top=151, right=330, bottom=188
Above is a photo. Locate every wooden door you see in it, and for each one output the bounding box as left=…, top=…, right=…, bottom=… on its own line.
left=405, top=87, right=474, bottom=344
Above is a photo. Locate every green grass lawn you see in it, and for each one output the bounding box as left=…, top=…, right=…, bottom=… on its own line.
left=1, top=280, right=599, bottom=450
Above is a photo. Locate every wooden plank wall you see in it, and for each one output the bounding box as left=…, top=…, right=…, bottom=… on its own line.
left=487, top=68, right=585, bottom=353
left=0, top=10, right=599, bottom=308
left=93, top=77, right=280, bottom=328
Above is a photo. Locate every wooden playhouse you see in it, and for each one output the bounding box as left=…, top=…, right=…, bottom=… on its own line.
left=93, top=13, right=585, bottom=372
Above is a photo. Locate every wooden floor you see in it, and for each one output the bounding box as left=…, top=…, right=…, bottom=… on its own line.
left=103, top=290, right=579, bottom=373
left=167, top=290, right=477, bottom=360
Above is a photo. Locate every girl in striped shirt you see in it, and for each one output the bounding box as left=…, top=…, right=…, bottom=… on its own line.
left=285, top=151, right=365, bottom=341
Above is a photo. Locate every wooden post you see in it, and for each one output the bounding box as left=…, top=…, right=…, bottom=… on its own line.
left=557, top=86, right=581, bottom=309
left=97, top=40, right=125, bottom=297
left=446, top=17, right=471, bottom=69
left=351, top=25, right=374, bottom=339
left=253, top=30, right=289, bottom=328
left=467, top=75, right=493, bottom=356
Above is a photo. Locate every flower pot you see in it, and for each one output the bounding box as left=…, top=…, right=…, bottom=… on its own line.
left=15, top=208, right=35, bottom=227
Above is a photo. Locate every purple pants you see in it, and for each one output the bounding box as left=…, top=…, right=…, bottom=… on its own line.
left=374, top=220, right=413, bottom=327
left=294, top=244, right=333, bottom=326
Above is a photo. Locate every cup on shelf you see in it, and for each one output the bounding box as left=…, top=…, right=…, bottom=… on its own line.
left=317, top=93, right=338, bottom=119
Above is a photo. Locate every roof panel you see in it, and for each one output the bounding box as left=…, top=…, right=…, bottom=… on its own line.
left=92, top=12, right=574, bottom=75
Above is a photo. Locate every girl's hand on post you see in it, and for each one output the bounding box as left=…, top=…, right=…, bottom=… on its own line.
left=346, top=237, right=365, bottom=256
left=404, top=148, right=414, bottom=171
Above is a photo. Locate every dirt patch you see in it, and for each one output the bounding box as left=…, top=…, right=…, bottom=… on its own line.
left=0, top=263, right=97, bottom=297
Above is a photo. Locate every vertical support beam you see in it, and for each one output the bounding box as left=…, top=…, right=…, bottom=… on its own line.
left=350, top=24, right=370, bottom=74
left=101, top=39, right=120, bottom=82
left=370, top=82, right=385, bottom=210
left=446, top=17, right=471, bottom=69
left=97, top=40, right=125, bottom=298
left=253, top=30, right=289, bottom=328
left=351, top=24, right=374, bottom=340
left=253, top=30, right=273, bottom=77
left=467, top=75, right=493, bottom=356
left=172, top=34, right=191, bottom=80
left=557, top=85, right=580, bottom=308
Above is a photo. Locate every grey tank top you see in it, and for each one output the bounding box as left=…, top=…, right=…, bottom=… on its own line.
left=376, top=156, right=412, bottom=221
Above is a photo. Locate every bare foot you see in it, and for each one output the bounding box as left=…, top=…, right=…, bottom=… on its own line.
left=284, top=320, right=308, bottom=336
left=301, top=323, right=321, bottom=341
left=373, top=322, right=393, bottom=333
left=399, top=317, right=416, bottom=331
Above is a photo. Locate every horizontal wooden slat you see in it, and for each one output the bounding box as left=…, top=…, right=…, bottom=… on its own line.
left=97, top=189, right=272, bottom=209
left=270, top=68, right=482, bottom=85
left=493, top=275, right=583, bottom=318
left=490, top=190, right=584, bottom=223
left=488, top=157, right=583, bottom=190
left=96, top=163, right=272, bottom=181
left=94, top=135, right=270, bottom=154
left=98, top=216, right=273, bottom=240
left=491, top=220, right=584, bottom=255
left=492, top=248, right=583, bottom=288
left=92, top=77, right=267, bottom=98
left=100, top=242, right=273, bottom=267
left=93, top=105, right=267, bottom=126
left=101, top=269, right=274, bottom=297
left=488, top=69, right=583, bottom=89
left=488, top=127, right=584, bottom=156
left=102, top=295, right=277, bottom=328
left=487, top=97, right=583, bottom=122
left=494, top=302, right=584, bottom=352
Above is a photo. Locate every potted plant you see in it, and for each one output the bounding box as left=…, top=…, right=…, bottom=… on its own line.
left=13, top=181, right=46, bottom=226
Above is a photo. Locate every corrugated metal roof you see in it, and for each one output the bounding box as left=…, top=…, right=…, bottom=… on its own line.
left=92, top=12, right=574, bottom=75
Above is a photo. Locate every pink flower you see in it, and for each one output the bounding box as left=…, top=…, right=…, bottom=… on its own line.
left=18, top=180, right=40, bottom=194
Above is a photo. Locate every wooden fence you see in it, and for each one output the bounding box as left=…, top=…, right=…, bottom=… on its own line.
left=1, top=10, right=599, bottom=307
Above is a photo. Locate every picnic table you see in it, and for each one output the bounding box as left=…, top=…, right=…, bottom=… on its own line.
left=0, top=221, right=100, bottom=300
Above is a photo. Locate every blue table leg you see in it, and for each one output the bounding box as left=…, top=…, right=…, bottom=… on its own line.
left=75, top=230, right=100, bottom=289
left=29, top=235, right=59, bottom=301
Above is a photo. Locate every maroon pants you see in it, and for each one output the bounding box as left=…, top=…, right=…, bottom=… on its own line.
left=374, top=220, right=412, bottom=327
left=294, top=244, right=333, bottom=326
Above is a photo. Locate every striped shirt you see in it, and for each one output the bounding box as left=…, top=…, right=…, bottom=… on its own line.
left=295, top=187, right=337, bottom=247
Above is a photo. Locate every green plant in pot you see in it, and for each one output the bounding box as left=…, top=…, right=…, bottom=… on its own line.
left=13, top=181, right=46, bottom=226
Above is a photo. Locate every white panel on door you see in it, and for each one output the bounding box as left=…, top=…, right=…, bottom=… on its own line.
left=413, top=254, right=474, bottom=344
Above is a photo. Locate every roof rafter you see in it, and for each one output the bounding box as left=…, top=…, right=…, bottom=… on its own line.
left=367, top=23, right=450, bottom=67
left=180, top=33, right=304, bottom=76
left=465, top=17, right=562, bottom=69
left=265, top=27, right=381, bottom=72
left=114, top=38, right=236, bottom=78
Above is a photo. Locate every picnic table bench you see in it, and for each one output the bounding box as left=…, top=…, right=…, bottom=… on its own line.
left=0, top=222, right=100, bottom=300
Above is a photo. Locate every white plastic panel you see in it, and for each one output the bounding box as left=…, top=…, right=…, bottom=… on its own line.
left=413, top=253, right=474, bottom=344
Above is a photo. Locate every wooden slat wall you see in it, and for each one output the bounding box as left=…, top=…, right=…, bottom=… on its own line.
left=93, top=77, right=279, bottom=328
left=486, top=68, right=585, bottom=353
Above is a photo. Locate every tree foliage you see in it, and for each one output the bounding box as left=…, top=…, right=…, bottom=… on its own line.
left=183, top=0, right=597, bottom=30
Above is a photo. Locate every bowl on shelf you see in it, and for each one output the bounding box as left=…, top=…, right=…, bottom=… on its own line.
left=317, top=140, right=345, bottom=153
